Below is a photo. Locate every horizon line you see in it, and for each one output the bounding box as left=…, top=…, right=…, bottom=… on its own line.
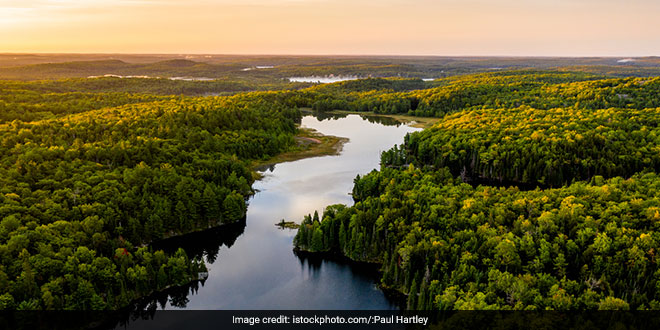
left=1, top=52, right=659, bottom=59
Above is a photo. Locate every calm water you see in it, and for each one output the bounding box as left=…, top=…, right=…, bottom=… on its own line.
left=143, top=114, right=421, bottom=311
left=288, top=76, right=359, bottom=83
left=86, top=74, right=216, bottom=81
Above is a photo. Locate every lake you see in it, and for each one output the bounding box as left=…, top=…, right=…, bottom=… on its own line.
left=288, top=76, right=359, bottom=83
left=126, top=113, right=420, bottom=316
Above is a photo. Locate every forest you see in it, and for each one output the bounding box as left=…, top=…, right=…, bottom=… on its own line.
left=3, top=54, right=660, bottom=80
left=0, top=87, right=301, bottom=309
left=2, top=55, right=660, bottom=311
left=295, top=71, right=660, bottom=310
left=293, top=72, right=660, bottom=116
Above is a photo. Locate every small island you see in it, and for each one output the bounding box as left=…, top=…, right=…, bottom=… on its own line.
left=275, top=219, right=300, bottom=229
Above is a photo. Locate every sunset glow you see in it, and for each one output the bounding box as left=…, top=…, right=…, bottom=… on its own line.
left=1, top=0, right=659, bottom=56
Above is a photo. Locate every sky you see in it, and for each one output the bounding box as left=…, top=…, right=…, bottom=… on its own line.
left=1, top=0, right=659, bottom=56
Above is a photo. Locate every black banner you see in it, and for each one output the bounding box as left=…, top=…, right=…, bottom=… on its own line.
left=2, top=310, right=660, bottom=330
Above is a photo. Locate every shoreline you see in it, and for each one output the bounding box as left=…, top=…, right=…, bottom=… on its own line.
left=324, top=109, right=439, bottom=129
left=251, top=126, right=349, bottom=178
left=115, top=127, right=349, bottom=312
left=117, top=112, right=403, bottom=313
left=293, top=247, right=407, bottom=308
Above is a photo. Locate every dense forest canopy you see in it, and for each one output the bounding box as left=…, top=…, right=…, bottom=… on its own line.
left=388, top=106, right=660, bottom=187
left=294, top=70, right=660, bottom=310
left=296, top=168, right=660, bottom=310
left=294, top=73, right=660, bottom=116
left=0, top=88, right=301, bottom=309
left=3, top=55, right=660, bottom=312
left=0, top=76, right=311, bottom=97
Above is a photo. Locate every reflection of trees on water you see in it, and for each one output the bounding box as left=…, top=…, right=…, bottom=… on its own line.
left=295, top=250, right=323, bottom=280
left=293, top=249, right=405, bottom=310
left=359, top=114, right=404, bottom=127
left=70, top=219, right=250, bottom=329
left=294, top=250, right=382, bottom=283
left=309, top=111, right=349, bottom=121
left=151, top=216, right=246, bottom=262
left=309, top=111, right=406, bottom=127
left=144, top=217, right=247, bottom=310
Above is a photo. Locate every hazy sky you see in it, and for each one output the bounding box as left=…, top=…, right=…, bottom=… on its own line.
left=1, top=0, right=659, bottom=56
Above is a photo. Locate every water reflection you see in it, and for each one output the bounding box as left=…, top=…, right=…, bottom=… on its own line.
left=288, top=76, right=358, bottom=83
left=310, top=111, right=407, bottom=127
left=114, top=114, right=419, bottom=317
left=151, top=218, right=246, bottom=263
left=359, top=114, right=405, bottom=127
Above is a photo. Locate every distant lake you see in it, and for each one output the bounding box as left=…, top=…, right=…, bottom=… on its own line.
left=87, top=74, right=152, bottom=79
left=168, top=76, right=215, bottom=81
left=87, top=74, right=216, bottom=81
left=242, top=65, right=275, bottom=71
left=288, top=76, right=359, bottom=83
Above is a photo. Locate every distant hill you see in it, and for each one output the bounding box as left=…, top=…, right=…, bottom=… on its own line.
left=0, top=59, right=242, bottom=80
left=2, top=55, right=660, bottom=80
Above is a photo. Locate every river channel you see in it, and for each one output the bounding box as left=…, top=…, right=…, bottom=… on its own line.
left=139, top=113, right=421, bottom=312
